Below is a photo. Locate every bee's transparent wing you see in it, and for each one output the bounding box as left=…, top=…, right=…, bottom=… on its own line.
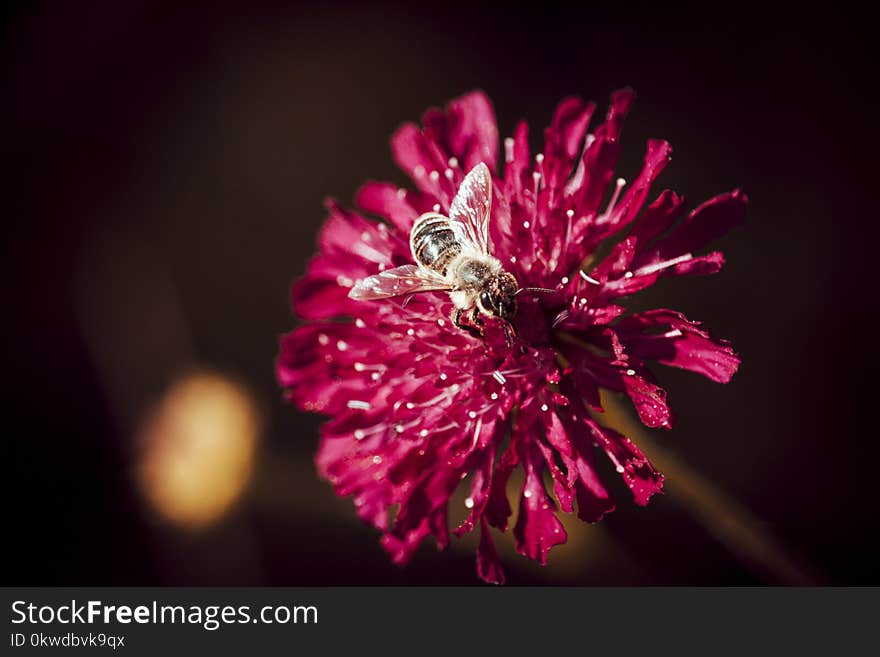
left=449, top=162, right=492, bottom=255
left=348, top=264, right=452, bottom=300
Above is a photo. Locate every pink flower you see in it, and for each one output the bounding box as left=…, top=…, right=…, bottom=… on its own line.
left=277, top=90, right=745, bottom=584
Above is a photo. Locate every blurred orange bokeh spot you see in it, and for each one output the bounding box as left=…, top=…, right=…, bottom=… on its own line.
left=136, top=373, right=259, bottom=529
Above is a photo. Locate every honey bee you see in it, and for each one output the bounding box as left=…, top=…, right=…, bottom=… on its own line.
left=349, top=163, right=522, bottom=336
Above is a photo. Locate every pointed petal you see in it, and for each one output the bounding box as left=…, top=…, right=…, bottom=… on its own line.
left=476, top=518, right=506, bottom=585
left=356, top=181, right=436, bottom=234
left=629, top=189, right=686, bottom=247
left=446, top=91, right=499, bottom=173
left=586, top=419, right=664, bottom=506
left=616, top=309, right=740, bottom=383
left=621, top=369, right=674, bottom=429
left=543, top=97, right=596, bottom=189
left=651, top=189, right=747, bottom=260
left=513, top=436, right=567, bottom=564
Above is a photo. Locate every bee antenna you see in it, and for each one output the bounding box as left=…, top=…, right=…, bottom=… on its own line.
left=514, top=287, right=558, bottom=297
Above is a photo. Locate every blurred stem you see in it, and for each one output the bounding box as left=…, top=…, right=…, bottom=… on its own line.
left=597, top=390, right=827, bottom=585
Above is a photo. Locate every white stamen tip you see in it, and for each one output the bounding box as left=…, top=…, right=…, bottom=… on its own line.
left=429, top=170, right=440, bottom=181
left=522, top=221, right=531, bottom=229
left=541, top=404, right=549, bottom=412
left=535, top=153, right=544, bottom=163
left=579, top=271, right=601, bottom=285
left=599, top=177, right=627, bottom=222
left=504, top=137, right=515, bottom=162
left=634, top=253, right=694, bottom=277
left=372, top=455, right=383, bottom=464
left=432, top=203, right=441, bottom=212
left=347, top=400, right=372, bottom=410
left=448, top=157, right=459, bottom=168
left=626, top=369, right=636, bottom=376
left=566, top=209, right=574, bottom=218
left=464, top=497, right=475, bottom=509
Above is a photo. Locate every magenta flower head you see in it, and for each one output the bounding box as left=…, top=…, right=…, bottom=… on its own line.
left=277, top=90, right=745, bottom=583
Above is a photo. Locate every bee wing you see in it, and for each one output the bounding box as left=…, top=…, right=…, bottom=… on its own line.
left=348, top=264, right=452, bottom=300
left=449, top=162, right=492, bottom=255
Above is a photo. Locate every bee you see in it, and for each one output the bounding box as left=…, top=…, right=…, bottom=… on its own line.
left=348, top=162, right=523, bottom=336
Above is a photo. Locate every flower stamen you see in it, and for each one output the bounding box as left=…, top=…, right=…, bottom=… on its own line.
left=579, top=270, right=601, bottom=284
left=504, top=137, right=515, bottom=164
left=633, top=253, right=694, bottom=277
left=597, top=177, right=626, bottom=224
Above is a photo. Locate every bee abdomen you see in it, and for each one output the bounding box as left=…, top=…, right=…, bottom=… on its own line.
left=410, top=214, right=461, bottom=275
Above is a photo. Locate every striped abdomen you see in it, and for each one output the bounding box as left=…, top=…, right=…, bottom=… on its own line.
left=410, top=214, right=462, bottom=275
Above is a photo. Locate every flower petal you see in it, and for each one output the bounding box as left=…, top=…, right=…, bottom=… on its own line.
left=586, top=418, right=664, bottom=506
left=543, top=97, right=596, bottom=189
left=454, top=420, right=505, bottom=536
left=621, top=369, right=674, bottom=429
left=629, top=189, right=686, bottom=247
left=446, top=91, right=499, bottom=173
left=616, top=309, right=741, bottom=383
left=513, top=439, right=567, bottom=564
left=485, top=438, right=518, bottom=532
left=648, top=189, right=747, bottom=262
left=290, top=257, right=361, bottom=320
left=590, top=139, right=672, bottom=247
left=569, top=88, right=634, bottom=218
left=391, top=122, right=454, bottom=200
left=572, top=445, right=616, bottom=523
left=477, top=518, right=506, bottom=585
left=356, top=181, right=437, bottom=234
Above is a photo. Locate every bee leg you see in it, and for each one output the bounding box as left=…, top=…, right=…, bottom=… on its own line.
left=471, top=308, right=485, bottom=332
left=453, top=308, right=482, bottom=338
left=502, top=320, right=518, bottom=346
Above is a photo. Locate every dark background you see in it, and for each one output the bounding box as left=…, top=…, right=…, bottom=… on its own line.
left=2, top=1, right=876, bottom=585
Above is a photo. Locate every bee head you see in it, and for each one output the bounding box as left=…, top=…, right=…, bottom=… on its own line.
left=479, top=272, right=519, bottom=320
